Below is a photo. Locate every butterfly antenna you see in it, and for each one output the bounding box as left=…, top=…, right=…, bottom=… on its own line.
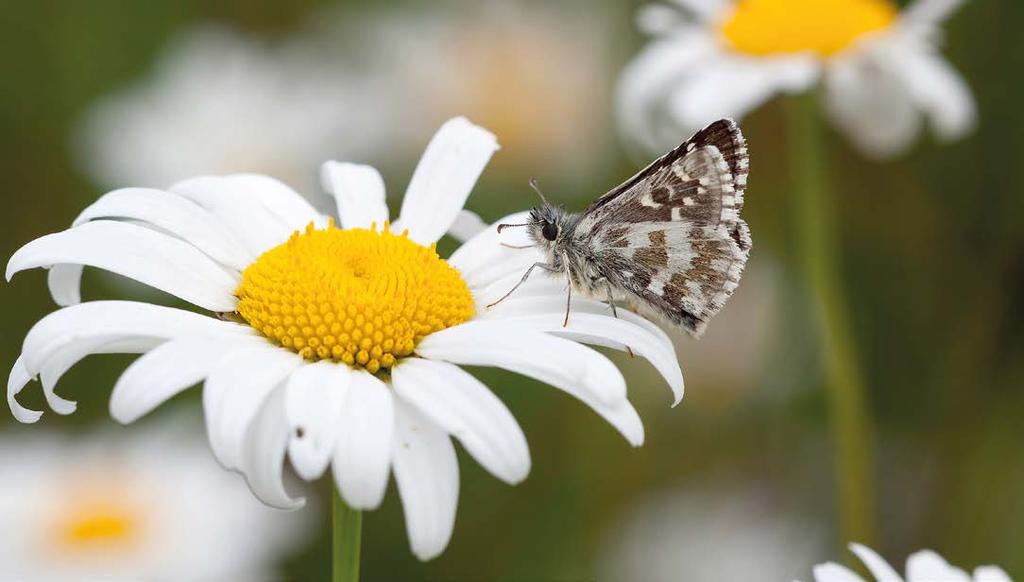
left=496, top=222, right=535, bottom=233
left=529, top=178, right=550, bottom=206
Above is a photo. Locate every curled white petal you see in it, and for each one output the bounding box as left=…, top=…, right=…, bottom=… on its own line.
left=320, top=161, right=389, bottom=230
left=7, top=221, right=239, bottom=312
left=47, top=264, right=83, bottom=306
left=285, top=361, right=350, bottom=481
left=20, top=301, right=250, bottom=376
left=39, top=336, right=158, bottom=415
left=110, top=335, right=264, bottom=424
left=483, top=295, right=684, bottom=405
left=7, top=356, right=41, bottom=424
left=170, top=175, right=300, bottom=255
left=848, top=543, right=901, bottom=582
left=417, top=321, right=643, bottom=445
left=73, top=187, right=254, bottom=270
left=332, top=371, right=393, bottom=510
left=813, top=562, right=865, bottom=582
left=393, top=358, right=530, bottom=485
left=391, top=398, right=459, bottom=561
left=241, top=385, right=305, bottom=510
left=397, top=117, right=499, bottom=245
left=906, top=550, right=971, bottom=582
left=448, top=211, right=547, bottom=290
left=202, top=346, right=302, bottom=470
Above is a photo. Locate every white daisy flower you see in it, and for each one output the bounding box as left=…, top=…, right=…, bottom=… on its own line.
left=75, top=26, right=387, bottom=207
left=598, top=486, right=826, bottom=582
left=808, top=543, right=1012, bottom=582
left=0, top=416, right=308, bottom=580
left=618, top=0, right=977, bottom=158
left=8, top=117, right=683, bottom=561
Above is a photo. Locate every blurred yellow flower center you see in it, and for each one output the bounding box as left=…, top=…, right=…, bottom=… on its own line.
left=57, top=502, right=138, bottom=548
left=720, top=0, right=898, bottom=57
left=236, top=221, right=475, bottom=373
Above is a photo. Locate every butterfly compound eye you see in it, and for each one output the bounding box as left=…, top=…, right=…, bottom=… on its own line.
left=541, top=222, right=558, bottom=241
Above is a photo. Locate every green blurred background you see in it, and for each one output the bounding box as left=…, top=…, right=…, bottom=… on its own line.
left=1, top=0, right=1022, bottom=580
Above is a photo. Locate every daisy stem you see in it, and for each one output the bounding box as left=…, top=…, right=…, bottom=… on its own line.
left=332, top=488, right=362, bottom=582
left=788, top=92, right=877, bottom=548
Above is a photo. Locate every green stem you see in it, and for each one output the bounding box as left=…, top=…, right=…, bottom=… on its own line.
left=332, top=487, right=362, bottom=582
left=789, top=93, right=876, bottom=547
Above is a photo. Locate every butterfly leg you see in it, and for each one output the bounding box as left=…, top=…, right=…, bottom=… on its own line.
left=595, top=277, right=635, bottom=358
left=486, top=262, right=559, bottom=309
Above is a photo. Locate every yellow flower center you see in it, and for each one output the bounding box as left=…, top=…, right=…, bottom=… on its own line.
left=236, top=221, right=475, bottom=374
left=51, top=497, right=141, bottom=551
left=719, top=0, right=898, bottom=57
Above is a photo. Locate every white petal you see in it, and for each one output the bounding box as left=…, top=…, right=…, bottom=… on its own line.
left=20, top=300, right=250, bottom=376
left=7, top=221, right=239, bottom=312
left=241, top=385, right=305, bottom=510
left=417, top=321, right=643, bottom=446
left=906, top=550, right=971, bottom=582
left=39, top=336, right=157, bottom=415
left=813, top=562, right=866, bottom=582
left=848, top=543, right=902, bottom=582
left=397, top=117, right=499, bottom=245
left=825, top=51, right=922, bottom=158
left=616, top=33, right=719, bottom=151
left=73, top=187, right=254, bottom=270
left=7, top=356, right=41, bottom=423
left=285, top=361, right=350, bottom=481
left=482, top=296, right=684, bottom=405
left=392, top=399, right=459, bottom=561
left=974, top=567, right=1013, bottom=582
left=332, top=371, right=393, bottom=510
left=110, top=335, right=263, bottom=424
left=447, top=210, right=488, bottom=243
left=891, top=48, right=976, bottom=142
left=47, top=264, right=83, bottom=306
left=447, top=211, right=548, bottom=290
left=473, top=272, right=568, bottom=307
left=226, top=174, right=324, bottom=231
left=902, top=0, right=965, bottom=26
left=320, top=161, right=389, bottom=230
left=392, top=358, right=530, bottom=485
left=668, top=55, right=818, bottom=136
left=669, top=0, right=731, bottom=22
left=170, top=175, right=302, bottom=256
left=202, top=346, right=303, bottom=470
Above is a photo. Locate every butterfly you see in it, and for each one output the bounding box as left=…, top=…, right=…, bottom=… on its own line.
left=490, top=119, right=751, bottom=338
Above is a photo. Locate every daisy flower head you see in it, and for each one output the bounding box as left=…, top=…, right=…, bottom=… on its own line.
left=618, top=0, right=977, bottom=158
left=0, top=417, right=308, bottom=580
left=7, top=117, right=683, bottom=560
left=808, top=543, right=1012, bottom=582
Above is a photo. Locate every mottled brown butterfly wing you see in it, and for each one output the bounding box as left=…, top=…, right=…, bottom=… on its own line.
left=576, top=119, right=751, bottom=337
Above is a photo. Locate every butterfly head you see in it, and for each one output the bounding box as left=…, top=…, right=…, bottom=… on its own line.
left=527, top=204, right=570, bottom=250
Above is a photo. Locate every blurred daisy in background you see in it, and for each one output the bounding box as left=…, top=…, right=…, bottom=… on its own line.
left=808, top=543, right=1012, bottom=582
left=74, top=26, right=387, bottom=208
left=313, top=1, right=616, bottom=187
left=598, top=484, right=827, bottom=582
left=0, top=415, right=308, bottom=580
left=618, top=0, right=976, bottom=158
left=8, top=117, right=682, bottom=560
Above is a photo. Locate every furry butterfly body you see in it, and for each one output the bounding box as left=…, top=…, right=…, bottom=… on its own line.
left=494, top=119, right=752, bottom=337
